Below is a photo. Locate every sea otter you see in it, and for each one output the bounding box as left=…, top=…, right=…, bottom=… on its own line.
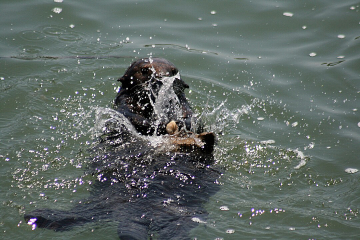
left=113, top=57, right=214, bottom=152
left=24, top=57, right=219, bottom=239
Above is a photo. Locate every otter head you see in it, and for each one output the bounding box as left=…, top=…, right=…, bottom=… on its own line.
left=118, top=58, right=189, bottom=93
left=115, top=57, right=196, bottom=135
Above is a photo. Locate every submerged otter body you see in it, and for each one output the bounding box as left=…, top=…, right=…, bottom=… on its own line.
left=25, top=57, right=219, bottom=239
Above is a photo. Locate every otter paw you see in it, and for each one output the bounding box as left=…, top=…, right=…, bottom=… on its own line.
left=166, top=121, right=178, bottom=135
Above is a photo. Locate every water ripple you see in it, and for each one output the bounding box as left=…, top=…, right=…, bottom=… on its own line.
left=42, top=25, right=84, bottom=42
left=19, top=30, right=46, bottom=41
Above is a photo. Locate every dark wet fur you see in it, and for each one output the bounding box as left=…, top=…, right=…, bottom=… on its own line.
left=24, top=58, right=220, bottom=239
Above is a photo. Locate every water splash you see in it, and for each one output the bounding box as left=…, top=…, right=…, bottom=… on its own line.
left=199, top=98, right=251, bottom=135
left=191, top=95, right=311, bottom=173
left=93, top=107, right=137, bottom=137
left=93, top=107, right=171, bottom=151
left=148, top=74, right=184, bottom=134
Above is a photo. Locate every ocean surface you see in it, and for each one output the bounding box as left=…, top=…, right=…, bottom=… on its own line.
left=1, top=0, right=360, bottom=239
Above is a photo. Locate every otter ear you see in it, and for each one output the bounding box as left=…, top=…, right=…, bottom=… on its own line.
left=174, top=78, right=190, bottom=90
left=118, top=60, right=138, bottom=82
left=118, top=75, right=127, bottom=82
left=179, top=78, right=189, bottom=88
left=118, top=74, right=133, bottom=91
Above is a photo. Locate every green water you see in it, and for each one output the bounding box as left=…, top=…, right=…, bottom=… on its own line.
left=1, top=0, right=360, bottom=239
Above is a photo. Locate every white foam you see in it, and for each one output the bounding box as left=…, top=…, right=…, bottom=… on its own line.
left=293, top=149, right=308, bottom=169
left=294, top=159, right=307, bottom=169
left=345, top=168, right=358, bottom=174
left=191, top=217, right=207, bottom=224
left=220, top=206, right=229, bottom=211
left=260, top=140, right=275, bottom=145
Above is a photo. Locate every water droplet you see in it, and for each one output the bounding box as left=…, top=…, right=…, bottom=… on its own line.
left=345, top=168, right=358, bottom=173
left=52, top=7, right=62, bottom=14
left=283, top=12, right=294, bottom=17
left=291, top=122, right=298, bottom=127
left=220, top=206, right=229, bottom=211
left=191, top=217, right=206, bottom=223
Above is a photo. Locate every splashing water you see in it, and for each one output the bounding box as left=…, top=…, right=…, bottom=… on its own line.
left=93, top=106, right=175, bottom=151
left=148, top=73, right=185, bottom=134
left=94, top=73, right=194, bottom=147
left=93, top=82, right=310, bottom=172
left=94, top=107, right=137, bottom=137
left=192, top=96, right=310, bottom=171
left=199, top=98, right=251, bottom=135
